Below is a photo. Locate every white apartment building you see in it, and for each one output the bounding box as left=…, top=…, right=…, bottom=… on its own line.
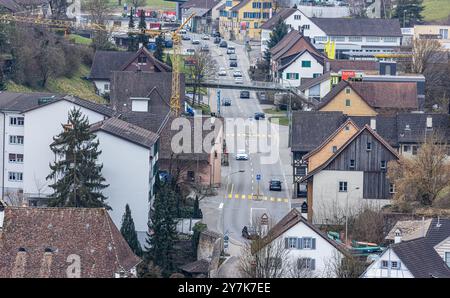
left=0, top=92, right=159, bottom=233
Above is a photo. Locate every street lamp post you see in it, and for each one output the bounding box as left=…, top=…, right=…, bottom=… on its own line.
left=222, top=169, right=245, bottom=235
left=403, top=10, right=407, bottom=28
left=345, top=186, right=360, bottom=246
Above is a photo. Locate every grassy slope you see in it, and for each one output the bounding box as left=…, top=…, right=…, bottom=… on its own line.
left=6, top=64, right=105, bottom=103
left=68, top=34, right=92, bottom=45
left=423, top=0, right=450, bottom=22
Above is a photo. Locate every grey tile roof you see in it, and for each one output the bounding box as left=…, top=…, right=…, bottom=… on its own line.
left=0, top=92, right=116, bottom=117
left=328, top=60, right=379, bottom=73
left=119, top=111, right=170, bottom=135
left=179, top=259, right=210, bottom=274
left=0, top=207, right=141, bottom=278
left=291, top=112, right=450, bottom=153
left=90, top=117, right=159, bottom=149
left=310, top=18, right=402, bottom=37
left=89, top=51, right=135, bottom=80
left=181, top=0, right=219, bottom=10
left=231, top=0, right=251, bottom=12
left=298, top=72, right=331, bottom=91
left=385, top=219, right=433, bottom=242
left=0, top=0, right=23, bottom=11
left=278, top=49, right=325, bottom=71
left=391, top=218, right=450, bottom=278
left=260, top=8, right=297, bottom=30
left=291, top=111, right=346, bottom=152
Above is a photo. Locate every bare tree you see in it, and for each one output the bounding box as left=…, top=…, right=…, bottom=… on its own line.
left=239, top=216, right=289, bottom=278
left=289, top=259, right=316, bottom=278
left=84, top=0, right=114, bottom=50
left=4, top=190, right=26, bottom=206
left=387, top=132, right=450, bottom=209
left=347, top=0, right=368, bottom=18
left=324, top=251, right=367, bottom=278
left=186, top=51, right=217, bottom=105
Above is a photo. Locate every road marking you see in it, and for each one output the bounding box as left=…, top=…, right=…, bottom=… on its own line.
left=241, top=194, right=246, bottom=199
left=270, top=197, right=275, bottom=201
left=263, top=196, right=268, bottom=201
left=228, top=194, right=232, bottom=199
left=248, top=194, right=253, bottom=199
left=235, top=194, right=239, bottom=199
left=219, top=203, right=223, bottom=209
left=277, top=198, right=282, bottom=202
left=284, top=199, right=289, bottom=203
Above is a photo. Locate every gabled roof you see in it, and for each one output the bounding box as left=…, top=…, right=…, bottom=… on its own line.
left=0, top=207, right=141, bottom=278
left=390, top=218, right=450, bottom=278
left=271, top=30, right=323, bottom=62
left=89, top=51, right=135, bottom=80
left=302, top=118, right=358, bottom=160
left=260, top=8, right=297, bottom=30
left=0, top=0, right=24, bottom=12
left=181, top=0, right=219, bottom=10
left=298, top=71, right=331, bottom=91
left=291, top=110, right=346, bottom=152
left=119, top=47, right=171, bottom=73
left=230, top=0, right=251, bottom=11
left=318, top=80, right=418, bottom=111
left=385, top=219, right=433, bottom=242
left=179, top=259, right=210, bottom=274
left=254, top=209, right=348, bottom=255
left=278, top=49, right=325, bottom=71
left=300, top=125, right=400, bottom=183
left=396, top=113, right=450, bottom=144
left=90, top=117, right=159, bottom=149
left=310, top=18, right=402, bottom=37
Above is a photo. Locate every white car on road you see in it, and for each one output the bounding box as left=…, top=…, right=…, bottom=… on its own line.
left=218, top=68, right=227, bottom=76
left=233, top=70, right=243, bottom=77
left=236, top=150, right=249, bottom=160
left=234, top=76, right=243, bottom=84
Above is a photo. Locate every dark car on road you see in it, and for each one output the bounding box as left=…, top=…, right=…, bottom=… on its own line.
left=242, top=226, right=259, bottom=240
left=230, top=61, right=238, bottom=67
left=269, top=179, right=282, bottom=191
left=240, top=91, right=250, bottom=98
left=213, top=31, right=221, bottom=38
left=254, top=112, right=265, bottom=120
left=223, top=98, right=231, bottom=106
left=219, top=40, right=228, bottom=48
left=214, top=37, right=221, bottom=44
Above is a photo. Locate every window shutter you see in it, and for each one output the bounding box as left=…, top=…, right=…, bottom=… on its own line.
left=311, top=259, right=316, bottom=270
left=295, top=73, right=299, bottom=80
left=312, top=238, right=316, bottom=249
left=285, top=238, right=288, bottom=249
left=297, top=238, right=303, bottom=249
left=398, top=262, right=401, bottom=269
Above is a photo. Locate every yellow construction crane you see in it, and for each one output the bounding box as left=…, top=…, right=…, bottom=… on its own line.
left=0, top=12, right=196, bottom=116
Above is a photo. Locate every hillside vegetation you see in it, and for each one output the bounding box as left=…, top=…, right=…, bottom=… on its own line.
left=423, top=0, right=450, bottom=22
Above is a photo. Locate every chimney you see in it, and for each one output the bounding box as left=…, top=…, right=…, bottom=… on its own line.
left=436, top=216, right=442, bottom=228
left=301, top=201, right=308, bottom=220
left=426, top=116, right=433, bottom=129
left=370, top=118, right=376, bottom=130
left=394, top=228, right=402, bottom=244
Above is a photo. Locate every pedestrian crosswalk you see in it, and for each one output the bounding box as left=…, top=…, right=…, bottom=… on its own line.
left=225, top=193, right=289, bottom=203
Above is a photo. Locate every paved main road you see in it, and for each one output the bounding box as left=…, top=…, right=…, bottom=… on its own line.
left=183, top=33, right=292, bottom=246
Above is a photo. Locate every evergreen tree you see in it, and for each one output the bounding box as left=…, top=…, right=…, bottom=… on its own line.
left=153, top=34, right=164, bottom=62
left=138, top=9, right=146, bottom=29
left=120, top=204, right=143, bottom=256
left=0, top=67, right=6, bottom=91
left=46, top=108, right=110, bottom=209
left=144, top=181, right=177, bottom=276
left=393, top=0, right=424, bottom=27
left=128, top=8, right=135, bottom=28
left=192, top=196, right=202, bottom=219
left=262, top=18, right=288, bottom=80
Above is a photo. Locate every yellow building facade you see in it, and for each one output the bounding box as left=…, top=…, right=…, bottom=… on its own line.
left=219, top=0, right=275, bottom=41
left=319, top=85, right=378, bottom=116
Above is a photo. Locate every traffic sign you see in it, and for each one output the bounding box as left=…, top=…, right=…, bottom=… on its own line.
left=224, top=235, right=229, bottom=242
left=256, top=174, right=261, bottom=181
left=261, top=213, right=269, bottom=225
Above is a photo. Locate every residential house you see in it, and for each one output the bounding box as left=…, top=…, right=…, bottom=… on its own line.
left=317, top=80, right=419, bottom=116
left=291, top=111, right=450, bottom=206
left=109, top=70, right=222, bottom=187
left=0, top=207, right=141, bottom=278
left=0, top=91, right=159, bottom=234
left=298, top=124, right=399, bottom=224
left=265, top=10, right=402, bottom=59
left=414, top=24, right=450, bottom=50
left=362, top=218, right=450, bottom=278
left=181, top=0, right=223, bottom=34
left=0, top=0, right=51, bottom=16
left=270, top=30, right=326, bottom=87
left=260, top=7, right=297, bottom=53
left=89, top=47, right=171, bottom=95
left=219, top=0, right=275, bottom=41
left=255, top=208, right=348, bottom=277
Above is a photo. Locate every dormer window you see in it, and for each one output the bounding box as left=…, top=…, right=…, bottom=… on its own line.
left=394, top=229, right=402, bottom=237
left=426, top=116, right=433, bottom=129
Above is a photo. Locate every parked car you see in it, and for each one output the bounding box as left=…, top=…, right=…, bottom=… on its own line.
left=202, top=35, right=210, bottom=40
left=218, top=68, right=227, bottom=76
left=233, top=70, right=242, bottom=77
left=192, top=39, right=200, bottom=44
left=164, top=40, right=173, bottom=48
left=240, top=91, right=250, bottom=98
left=201, top=44, right=209, bottom=52
left=223, top=98, right=231, bottom=106
left=213, top=31, right=221, bottom=38
left=234, top=76, right=243, bottom=84
left=254, top=112, right=266, bottom=120
left=227, top=48, right=235, bottom=55
left=186, top=48, right=195, bottom=55
left=180, top=29, right=187, bottom=34
left=236, top=149, right=248, bottom=160
left=229, top=54, right=237, bottom=61
left=229, top=61, right=238, bottom=67
left=214, top=37, right=221, bottom=44
left=219, top=40, right=228, bottom=48
left=181, top=35, right=190, bottom=40
left=242, top=226, right=259, bottom=240
left=269, top=179, right=282, bottom=191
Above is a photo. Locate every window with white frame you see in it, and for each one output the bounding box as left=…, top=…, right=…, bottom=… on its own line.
left=331, top=36, right=345, bottom=42
left=314, top=36, right=327, bottom=42
left=383, top=36, right=398, bottom=42
left=303, top=237, right=312, bottom=249
left=302, top=24, right=310, bottom=30
left=294, top=15, right=301, bottom=20
left=9, top=153, right=24, bottom=163
left=381, top=260, right=389, bottom=268
left=9, top=135, right=24, bottom=145
left=8, top=171, right=23, bottom=181
left=287, top=237, right=297, bottom=249
left=439, top=29, right=448, bottom=39
left=10, top=117, right=24, bottom=126
left=348, top=36, right=362, bottom=42
left=297, top=258, right=315, bottom=270
left=366, top=36, right=380, bottom=42
left=339, top=181, right=348, bottom=192
left=391, top=261, right=400, bottom=269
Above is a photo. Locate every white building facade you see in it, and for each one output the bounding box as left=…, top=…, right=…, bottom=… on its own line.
left=277, top=51, right=324, bottom=87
